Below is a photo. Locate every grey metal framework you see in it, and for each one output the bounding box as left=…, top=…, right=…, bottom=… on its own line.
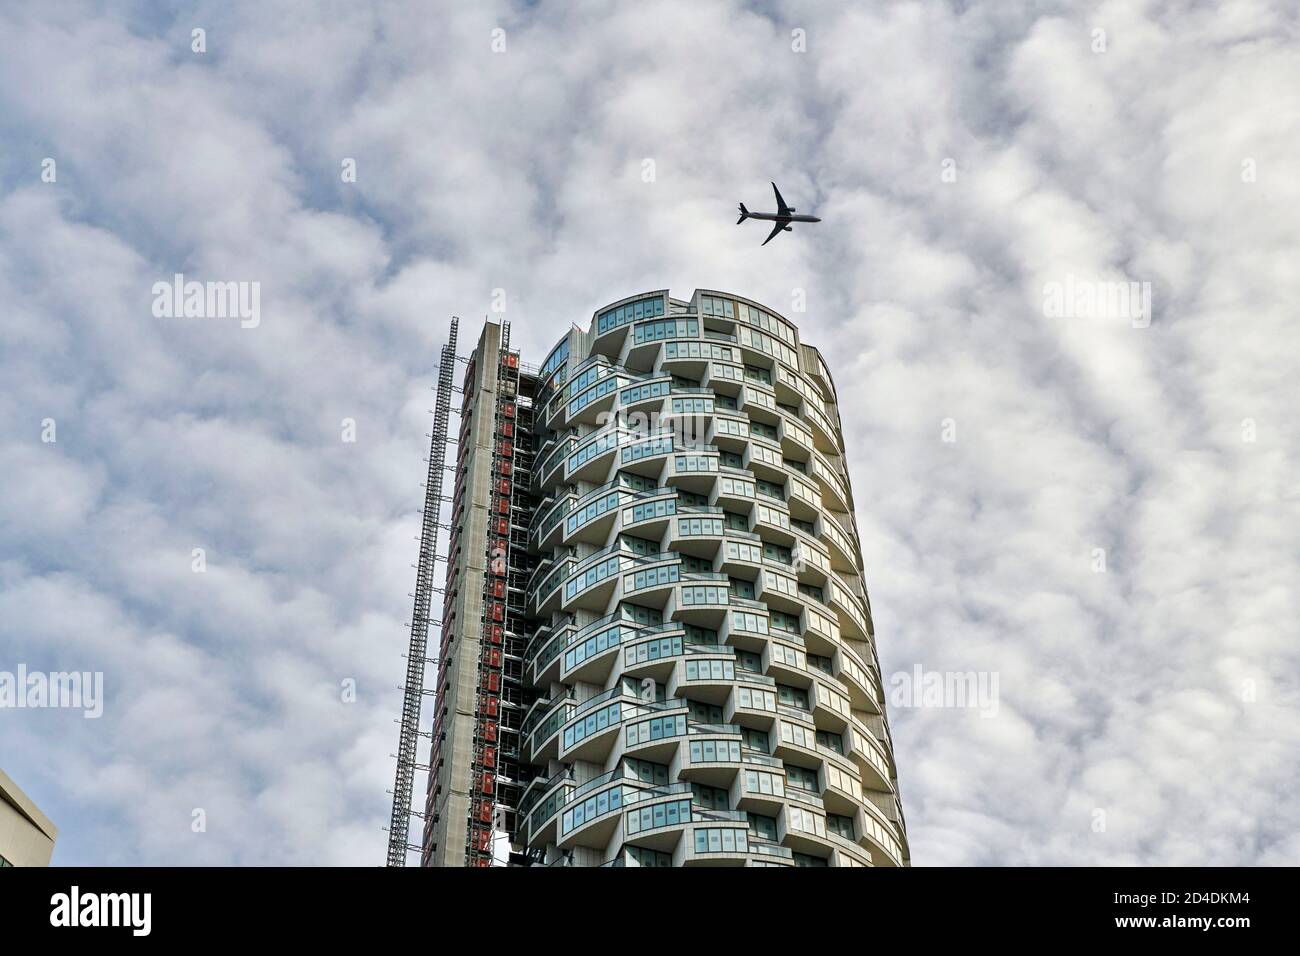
left=386, top=317, right=458, bottom=866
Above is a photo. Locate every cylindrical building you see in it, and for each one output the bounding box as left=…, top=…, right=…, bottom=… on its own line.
left=512, top=289, right=909, bottom=867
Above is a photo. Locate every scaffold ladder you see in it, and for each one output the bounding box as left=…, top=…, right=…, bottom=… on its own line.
left=386, top=317, right=459, bottom=867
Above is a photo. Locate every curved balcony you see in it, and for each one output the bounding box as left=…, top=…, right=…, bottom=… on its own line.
left=848, top=720, right=894, bottom=791
left=526, top=618, right=574, bottom=687
left=619, top=376, right=671, bottom=417
left=666, top=448, right=720, bottom=494
left=563, top=372, right=623, bottom=429
left=666, top=577, right=730, bottom=629
left=772, top=362, right=806, bottom=405
left=557, top=770, right=637, bottom=851
left=561, top=486, right=624, bottom=546
left=620, top=789, right=697, bottom=853
left=679, top=814, right=763, bottom=866
left=565, top=428, right=625, bottom=484
left=800, top=604, right=841, bottom=657
left=773, top=710, right=823, bottom=767
left=626, top=317, right=701, bottom=369
left=829, top=837, right=873, bottom=868
left=617, top=625, right=688, bottom=683
left=779, top=415, right=815, bottom=460
left=835, top=645, right=882, bottom=714
left=740, top=382, right=779, bottom=426
left=857, top=803, right=906, bottom=867
left=718, top=541, right=760, bottom=582
left=819, top=513, right=858, bottom=572
left=722, top=594, right=770, bottom=636
left=725, top=674, right=779, bottom=728
left=742, top=839, right=796, bottom=867
left=620, top=490, right=677, bottom=537
left=811, top=454, right=851, bottom=514
left=518, top=769, right=575, bottom=849
left=619, top=433, right=676, bottom=478
left=558, top=687, right=632, bottom=763
left=523, top=696, right=576, bottom=764
left=821, top=755, right=866, bottom=819
left=805, top=401, right=840, bottom=455
left=560, top=549, right=625, bottom=613
left=764, top=634, right=811, bottom=688
left=708, top=413, right=751, bottom=454
left=542, top=387, right=569, bottom=433
left=792, top=546, right=832, bottom=591
left=665, top=648, right=737, bottom=704
left=715, top=471, right=756, bottom=510
left=735, top=761, right=788, bottom=816
left=531, top=492, right=574, bottom=553
left=536, top=437, right=576, bottom=495
left=785, top=472, right=822, bottom=521
left=828, top=575, right=870, bottom=640
left=779, top=796, right=836, bottom=858
left=619, top=555, right=682, bottom=607
left=591, top=294, right=666, bottom=346
left=619, top=701, right=689, bottom=763
left=745, top=439, right=787, bottom=484
left=661, top=337, right=738, bottom=378
left=666, top=508, right=725, bottom=561
left=810, top=679, right=851, bottom=732
left=530, top=557, right=574, bottom=619
left=559, top=615, right=634, bottom=685
left=757, top=567, right=803, bottom=615
left=679, top=730, right=745, bottom=788
left=751, top=500, right=796, bottom=548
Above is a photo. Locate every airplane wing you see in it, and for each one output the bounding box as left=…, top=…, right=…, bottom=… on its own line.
left=761, top=221, right=785, bottom=246
left=771, top=182, right=792, bottom=216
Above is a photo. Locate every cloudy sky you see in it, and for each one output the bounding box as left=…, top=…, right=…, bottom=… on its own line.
left=1, top=0, right=1297, bottom=866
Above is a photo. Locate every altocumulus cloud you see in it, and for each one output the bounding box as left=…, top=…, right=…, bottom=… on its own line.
left=1, top=0, right=1297, bottom=864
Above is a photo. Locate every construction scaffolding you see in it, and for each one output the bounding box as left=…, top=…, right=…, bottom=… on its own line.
left=466, top=321, right=536, bottom=865
left=385, top=318, right=458, bottom=867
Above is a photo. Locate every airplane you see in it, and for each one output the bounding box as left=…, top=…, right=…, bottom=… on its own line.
left=737, top=182, right=821, bottom=246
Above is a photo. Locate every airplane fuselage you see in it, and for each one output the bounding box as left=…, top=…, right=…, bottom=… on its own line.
left=745, top=212, right=821, bottom=223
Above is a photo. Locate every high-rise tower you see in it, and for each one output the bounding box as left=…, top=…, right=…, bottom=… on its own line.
left=404, top=290, right=908, bottom=867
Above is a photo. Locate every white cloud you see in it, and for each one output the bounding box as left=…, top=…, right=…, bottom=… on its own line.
left=0, top=0, right=1296, bottom=865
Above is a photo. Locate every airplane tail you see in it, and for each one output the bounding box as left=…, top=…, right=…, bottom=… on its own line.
left=736, top=203, right=748, bottom=225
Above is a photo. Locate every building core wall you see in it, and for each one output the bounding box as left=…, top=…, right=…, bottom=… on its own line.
left=423, top=323, right=502, bottom=867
